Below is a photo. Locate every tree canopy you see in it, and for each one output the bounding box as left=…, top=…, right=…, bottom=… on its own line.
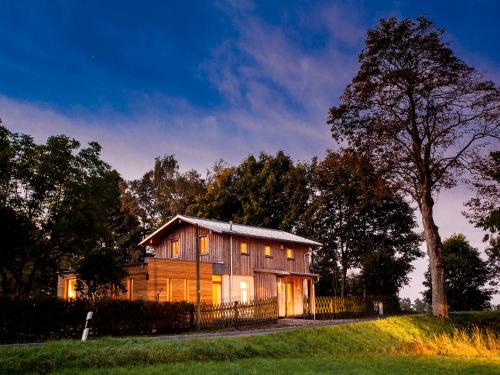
left=423, top=234, right=493, bottom=311
left=327, top=16, right=500, bottom=317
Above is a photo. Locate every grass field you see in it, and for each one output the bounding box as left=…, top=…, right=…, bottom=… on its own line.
left=1, top=312, right=499, bottom=375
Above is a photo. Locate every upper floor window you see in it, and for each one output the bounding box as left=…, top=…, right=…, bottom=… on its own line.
left=241, top=242, right=248, bottom=254
left=287, top=248, right=294, bottom=259
left=171, top=240, right=179, bottom=258
left=264, top=245, right=271, bottom=257
left=199, top=236, right=208, bottom=254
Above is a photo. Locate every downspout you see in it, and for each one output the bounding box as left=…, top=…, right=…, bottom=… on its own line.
left=305, top=246, right=321, bottom=321
left=229, top=221, right=233, bottom=302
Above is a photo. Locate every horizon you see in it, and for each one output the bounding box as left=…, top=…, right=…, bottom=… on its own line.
left=1, top=0, right=499, bottom=305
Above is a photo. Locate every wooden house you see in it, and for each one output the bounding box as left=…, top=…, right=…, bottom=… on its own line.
left=58, top=215, right=321, bottom=317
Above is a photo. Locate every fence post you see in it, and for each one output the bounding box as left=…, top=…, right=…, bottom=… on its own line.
left=234, top=301, right=239, bottom=329
left=81, top=311, right=93, bottom=342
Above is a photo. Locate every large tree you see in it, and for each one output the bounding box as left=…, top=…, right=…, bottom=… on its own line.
left=128, top=155, right=206, bottom=232
left=423, top=234, right=493, bottom=311
left=0, top=124, right=143, bottom=298
left=193, top=151, right=311, bottom=232
left=306, top=150, right=421, bottom=297
left=328, top=17, right=500, bottom=317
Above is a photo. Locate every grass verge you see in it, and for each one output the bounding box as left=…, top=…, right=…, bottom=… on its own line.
left=0, top=313, right=498, bottom=375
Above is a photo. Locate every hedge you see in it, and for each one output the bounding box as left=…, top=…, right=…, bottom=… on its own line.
left=0, top=297, right=194, bottom=343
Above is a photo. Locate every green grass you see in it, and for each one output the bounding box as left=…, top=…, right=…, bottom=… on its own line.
left=1, top=313, right=499, bottom=375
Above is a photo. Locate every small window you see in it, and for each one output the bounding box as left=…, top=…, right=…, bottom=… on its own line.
left=65, top=278, right=77, bottom=300
left=241, top=242, right=248, bottom=254
left=264, top=245, right=271, bottom=257
left=171, top=240, right=179, bottom=258
left=240, top=281, right=249, bottom=303
left=287, top=248, right=294, bottom=259
left=127, top=278, right=134, bottom=300
left=199, top=236, right=208, bottom=254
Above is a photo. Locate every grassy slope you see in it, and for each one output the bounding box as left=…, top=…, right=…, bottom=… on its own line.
left=0, top=313, right=499, bottom=375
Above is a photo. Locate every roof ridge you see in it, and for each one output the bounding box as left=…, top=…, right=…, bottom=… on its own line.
left=178, top=214, right=290, bottom=234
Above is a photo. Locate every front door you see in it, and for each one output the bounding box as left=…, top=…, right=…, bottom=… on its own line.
left=286, top=282, right=294, bottom=316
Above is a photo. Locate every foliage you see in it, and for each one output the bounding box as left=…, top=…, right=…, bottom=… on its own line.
left=193, top=151, right=311, bottom=232
left=327, top=16, right=500, bottom=316
left=127, top=155, right=206, bottom=232
left=465, top=151, right=500, bottom=285
left=305, top=150, right=421, bottom=297
left=423, top=234, right=493, bottom=311
left=0, top=124, right=144, bottom=298
left=0, top=313, right=498, bottom=374
left=0, top=297, right=194, bottom=343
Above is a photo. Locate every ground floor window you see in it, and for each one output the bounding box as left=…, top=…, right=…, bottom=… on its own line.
left=212, top=275, right=222, bottom=305
left=240, top=280, right=249, bottom=303
left=64, top=278, right=77, bottom=300
left=127, top=278, right=134, bottom=300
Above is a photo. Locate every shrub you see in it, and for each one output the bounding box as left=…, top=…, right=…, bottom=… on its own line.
left=0, top=297, right=194, bottom=343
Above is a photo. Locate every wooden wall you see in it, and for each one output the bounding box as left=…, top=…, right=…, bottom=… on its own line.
left=153, top=221, right=312, bottom=277
left=56, top=259, right=212, bottom=303
left=146, top=258, right=212, bottom=303
left=254, top=273, right=277, bottom=300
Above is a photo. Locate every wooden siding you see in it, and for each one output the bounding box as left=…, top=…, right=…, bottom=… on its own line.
left=254, top=273, right=277, bottom=299
left=56, top=259, right=212, bottom=303
left=146, top=258, right=212, bottom=303
left=153, top=222, right=312, bottom=276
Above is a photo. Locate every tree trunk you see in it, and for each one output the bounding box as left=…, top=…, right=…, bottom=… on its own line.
left=420, top=193, right=448, bottom=318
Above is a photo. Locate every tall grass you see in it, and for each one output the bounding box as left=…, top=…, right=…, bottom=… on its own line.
left=396, top=326, right=499, bottom=357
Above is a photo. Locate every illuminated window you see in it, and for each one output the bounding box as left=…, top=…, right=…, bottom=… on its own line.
left=287, top=248, right=294, bottom=259
left=240, top=281, right=249, bottom=303
left=241, top=242, right=248, bottom=254
left=171, top=240, right=179, bottom=258
left=127, top=278, right=134, bottom=300
left=199, top=236, right=208, bottom=254
left=264, top=245, right=271, bottom=257
left=65, top=278, right=77, bottom=300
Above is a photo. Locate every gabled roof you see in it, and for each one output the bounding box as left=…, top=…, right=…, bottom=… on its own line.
left=139, top=214, right=322, bottom=247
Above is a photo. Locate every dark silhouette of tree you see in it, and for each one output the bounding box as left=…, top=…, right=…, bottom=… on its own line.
left=0, top=124, right=143, bottom=298
left=423, top=234, right=493, bottom=311
left=306, top=150, right=421, bottom=297
left=328, top=17, right=500, bottom=317
left=127, top=155, right=206, bottom=232
left=465, top=151, right=500, bottom=285
left=193, top=151, right=311, bottom=232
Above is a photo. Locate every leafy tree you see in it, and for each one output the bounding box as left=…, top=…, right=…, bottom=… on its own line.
left=306, top=150, right=421, bottom=297
left=413, top=298, right=430, bottom=313
left=423, top=234, right=493, bottom=311
left=0, top=124, right=143, bottom=298
left=399, top=297, right=413, bottom=312
left=465, top=151, right=500, bottom=284
left=128, top=155, right=206, bottom=232
left=193, top=151, right=311, bottom=232
left=328, top=17, right=500, bottom=317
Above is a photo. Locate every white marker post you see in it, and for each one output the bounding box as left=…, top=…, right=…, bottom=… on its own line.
left=81, top=311, right=93, bottom=342
left=378, top=302, right=384, bottom=317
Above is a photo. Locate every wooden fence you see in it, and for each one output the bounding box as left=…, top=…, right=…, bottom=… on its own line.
left=303, top=295, right=400, bottom=319
left=197, top=297, right=278, bottom=329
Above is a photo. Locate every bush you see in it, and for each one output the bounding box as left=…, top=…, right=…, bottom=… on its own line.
left=0, top=297, right=194, bottom=343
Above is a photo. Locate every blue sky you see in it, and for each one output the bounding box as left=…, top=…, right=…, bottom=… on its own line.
left=1, top=0, right=499, bottom=302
